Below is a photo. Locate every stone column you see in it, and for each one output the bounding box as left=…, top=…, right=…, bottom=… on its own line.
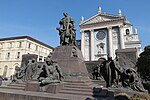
left=119, top=25, right=125, bottom=49
left=81, top=30, right=85, bottom=57
left=107, top=27, right=113, bottom=57
left=90, top=29, right=95, bottom=61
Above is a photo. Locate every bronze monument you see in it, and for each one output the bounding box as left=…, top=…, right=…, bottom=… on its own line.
left=56, top=12, right=76, bottom=46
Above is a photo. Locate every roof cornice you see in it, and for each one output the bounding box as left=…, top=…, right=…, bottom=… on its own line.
left=0, top=36, right=54, bottom=49
left=80, top=13, right=125, bottom=26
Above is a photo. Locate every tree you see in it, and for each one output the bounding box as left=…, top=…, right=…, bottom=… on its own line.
left=137, top=45, right=150, bottom=80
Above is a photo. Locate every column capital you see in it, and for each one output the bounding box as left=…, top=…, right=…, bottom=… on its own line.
left=90, top=29, right=94, bottom=32
left=80, top=30, right=84, bottom=33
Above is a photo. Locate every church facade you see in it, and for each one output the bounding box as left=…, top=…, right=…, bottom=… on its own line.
left=79, top=8, right=141, bottom=61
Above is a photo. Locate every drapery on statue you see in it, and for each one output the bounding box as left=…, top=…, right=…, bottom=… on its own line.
left=56, top=12, right=76, bottom=46
left=100, top=57, right=121, bottom=87
left=24, top=59, right=37, bottom=81
left=38, top=53, right=63, bottom=87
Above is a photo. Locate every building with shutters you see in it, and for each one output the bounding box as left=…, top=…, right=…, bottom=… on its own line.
left=0, top=36, right=53, bottom=77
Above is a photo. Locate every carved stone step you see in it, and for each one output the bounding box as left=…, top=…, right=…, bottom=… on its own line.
left=0, top=88, right=89, bottom=100
left=0, top=86, right=25, bottom=90
left=64, top=84, right=93, bottom=89
left=8, top=84, right=26, bottom=87
left=64, top=82, right=89, bottom=86
left=62, top=87, right=92, bottom=92
left=59, top=89, right=93, bottom=96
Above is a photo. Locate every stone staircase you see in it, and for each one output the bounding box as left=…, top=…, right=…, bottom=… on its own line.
left=0, top=80, right=97, bottom=96
left=0, top=80, right=114, bottom=100
left=60, top=81, right=94, bottom=96
left=0, top=82, right=26, bottom=90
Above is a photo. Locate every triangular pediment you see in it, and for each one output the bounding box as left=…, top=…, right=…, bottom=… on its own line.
left=80, top=13, right=122, bottom=26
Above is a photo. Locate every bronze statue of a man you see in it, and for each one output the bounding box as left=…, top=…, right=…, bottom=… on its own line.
left=56, top=12, right=76, bottom=46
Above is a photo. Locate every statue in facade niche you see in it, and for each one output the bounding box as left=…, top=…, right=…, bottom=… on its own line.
left=56, top=12, right=76, bottom=46
left=97, top=43, right=105, bottom=55
left=38, top=53, right=63, bottom=87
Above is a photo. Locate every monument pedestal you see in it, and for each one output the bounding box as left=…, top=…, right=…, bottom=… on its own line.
left=0, top=46, right=113, bottom=100
left=25, top=81, right=63, bottom=94
left=52, top=46, right=90, bottom=82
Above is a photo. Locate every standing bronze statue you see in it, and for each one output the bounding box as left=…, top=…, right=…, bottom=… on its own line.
left=101, top=57, right=121, bottom=87
left=56, top=12, right=76, bottom=46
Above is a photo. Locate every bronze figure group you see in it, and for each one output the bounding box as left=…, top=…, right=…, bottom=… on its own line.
left=12, top=58, right=37, bottom=82
left=92, top=56, right=147, bottom=92
left=57, top=12, right=76, bottom=46
left=11, top=12, right=147, bottom=93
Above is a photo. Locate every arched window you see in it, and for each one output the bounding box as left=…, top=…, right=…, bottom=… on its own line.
left=126, top=29, right=130, bottom=35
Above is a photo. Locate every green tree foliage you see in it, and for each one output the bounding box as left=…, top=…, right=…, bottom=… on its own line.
left=137, top=45, right=150, bottom=79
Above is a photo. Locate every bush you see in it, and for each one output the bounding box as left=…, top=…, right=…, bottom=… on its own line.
left=130, top=93, right=150, bottom=100
left=115, top=93, right=150, bottom=100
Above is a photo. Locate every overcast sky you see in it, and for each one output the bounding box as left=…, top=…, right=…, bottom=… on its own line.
left=0, top=0, right=150, bottom=49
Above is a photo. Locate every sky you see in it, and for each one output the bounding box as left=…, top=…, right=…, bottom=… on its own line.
left=0, top=0, right=150, bottom=49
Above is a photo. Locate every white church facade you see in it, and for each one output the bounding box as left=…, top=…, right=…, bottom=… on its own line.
left=79, top=7, right=141, bottom=61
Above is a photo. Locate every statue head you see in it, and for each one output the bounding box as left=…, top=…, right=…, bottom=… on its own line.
left=100, top=64, right=104, bottom=67
left=45, top=57, right=53, bottom=65
left=115, top=56, right=119, bottom=61
left=48, top=52, right=53, bottom=58
left=108, top=56, right=112, bottom=61
left=63, top=12, right=68, bottom=17
left=28, top=59, right=32, bottom=63
left=125, top=68, right=134, bottom=77
left=32, top=58, right=36, bottom=63
left=15, top=66, right=20, bottom=71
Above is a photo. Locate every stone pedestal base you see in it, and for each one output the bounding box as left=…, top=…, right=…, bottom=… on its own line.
left=92, top=80, right=106, bottom=87
left=92, top=87, right=114, bottom=100
left=25, top=81, right=40, bottom=92
left=46, top=83, right=63, bottom=93
left=25, top=81, right=63, bottom=94
left=51, top=46, right=90, bottom=82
